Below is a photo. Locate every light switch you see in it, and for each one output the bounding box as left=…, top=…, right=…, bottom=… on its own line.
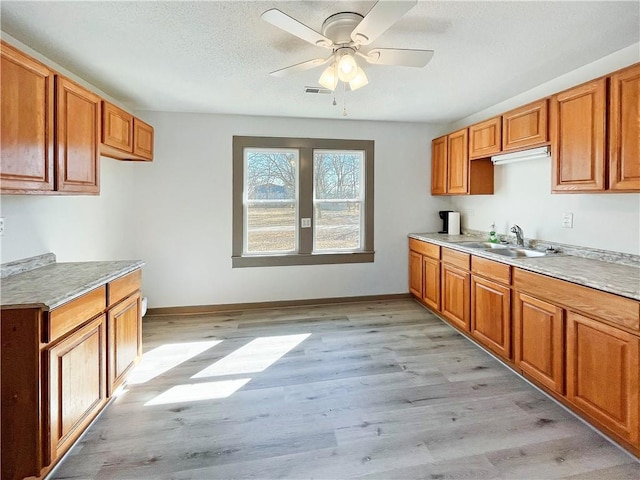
left=562, top=212, right=573, bottom=228
left=301, top=218, right=311, bottom=228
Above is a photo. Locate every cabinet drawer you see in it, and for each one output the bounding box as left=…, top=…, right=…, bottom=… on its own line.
left=472, top=256, right=511, bottom=285
left=513, top=269, right=639, bottom=332
left=409, top=238, right=440, bottom=259
left=108, top=269, right=142, bottom=307
left=442, top=247, right=470, bottom=270
left=47, top=286, right=106, bottom=343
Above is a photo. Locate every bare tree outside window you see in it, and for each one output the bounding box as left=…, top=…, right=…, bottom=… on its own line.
left=244, top=148, right=298, bottom=253
left=314, top=150, right=364, bottom=251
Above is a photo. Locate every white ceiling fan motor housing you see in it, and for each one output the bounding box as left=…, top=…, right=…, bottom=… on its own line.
left=321, top=12, right=364, bottom=45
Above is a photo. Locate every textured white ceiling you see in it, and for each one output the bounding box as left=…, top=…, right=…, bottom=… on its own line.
left=1, top=1, right=638, bottom=123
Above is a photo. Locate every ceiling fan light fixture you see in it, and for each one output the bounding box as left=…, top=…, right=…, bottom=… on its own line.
left=318, top=63, right=338, bottom=90
left=349, top=66, right=369, bottom=91
left=336, top=50, right=358, bottom=82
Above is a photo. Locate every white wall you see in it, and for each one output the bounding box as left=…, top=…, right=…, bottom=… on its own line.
left=449, top=44, right=640, bottom=255
left=131, top=113, right=449, bottom=308
left=0, top=159, right=139, bottom=262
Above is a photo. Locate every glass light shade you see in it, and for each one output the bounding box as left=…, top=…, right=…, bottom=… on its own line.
left=348, top=67, right=369, bottom=91
left=318, top=63, right=338, bottom=90
left=337, top=53, right=358, bottom=82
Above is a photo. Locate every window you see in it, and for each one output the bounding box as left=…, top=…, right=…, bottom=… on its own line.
left=233, top=136, right=374, bottom=267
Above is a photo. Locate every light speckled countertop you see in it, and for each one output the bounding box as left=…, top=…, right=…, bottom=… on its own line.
left=410, top=233, right=640, bottom=301
left=1, top=260, right=144, bottom=310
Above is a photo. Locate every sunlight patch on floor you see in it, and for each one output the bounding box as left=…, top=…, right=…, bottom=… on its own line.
left=128, top=340, right=222, bottom=385
left=192, top=333, right=311, bottom=378
left=144, top=378, right=251, bottom=406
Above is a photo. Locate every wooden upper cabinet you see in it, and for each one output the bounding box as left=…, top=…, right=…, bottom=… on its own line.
left=133, top=118, right=154, bottom=161
left=0, top=41, right=54, bottom=193
left=609, top=63, right=640, bottom=192
left=102, top=101, right=133, bottom=153
left=447, top=128, right=469, bottom=194
left=469, top=116, right=501, bottom=159
left=100, top=101, right=154, bottom=162
left=56, top=76, right=101, bottom=194
left=502, top=99, right=549, bottom=151
left=431, top=135, right=447, bottom=195
left=566, top=311, right=639, bottom=445
left=551, top=79, right=606, bottom=192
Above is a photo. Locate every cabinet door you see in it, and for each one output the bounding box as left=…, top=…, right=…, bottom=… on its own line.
left=447, top=128, right=469, bottom=195
left=441, top=264, right=470, bottom=331
left=423, top=256, right=440, bottom=311
left=566, top=311, right=639, bottom=444
left=0, top=41, right=54, bottom=192
left=609, top=64, right=640, bottom=191
left=551, top=79, right=606, bottom=192
left=502, top=99, right=548, bottom=151
left=431, top=135, right=447, bottom=195
left=46, top=314, right=107, bottom=464
left=514, top=292, right=564, bottom=394
left=471, top=276, right=511, bottom=359
left=133, top=118, right=154, bottom=161
left=102, top=101, right=133, bottom=153
left=469, top=116, right=501, bottom=159
left=56, top=76, right=101, bottom=194
left=108, top=292, right=142, bottom=395
left=409, top=250, right=423, bottom=298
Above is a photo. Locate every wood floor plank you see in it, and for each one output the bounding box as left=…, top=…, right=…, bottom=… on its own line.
left=49, top=299, right=638, bottom=479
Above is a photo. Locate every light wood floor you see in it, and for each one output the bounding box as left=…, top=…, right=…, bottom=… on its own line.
left=51, top=299, right=639, bottom=479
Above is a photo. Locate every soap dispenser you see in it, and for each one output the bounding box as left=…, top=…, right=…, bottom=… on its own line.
left=489, top=223, right=499, bottom=243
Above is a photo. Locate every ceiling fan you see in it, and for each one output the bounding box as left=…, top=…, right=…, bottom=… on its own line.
left=261, top=0, right=434, bottom=91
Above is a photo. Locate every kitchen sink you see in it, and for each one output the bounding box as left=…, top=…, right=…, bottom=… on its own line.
left=490, top=248, right=547, bottom=258
left=456, top=241, right=508, bottom=249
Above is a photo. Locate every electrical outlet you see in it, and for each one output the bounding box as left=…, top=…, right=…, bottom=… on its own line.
left=301, top=218, right=311, bottom=228
left=562, top=212, right=573, bottom=228
left=0, top=218, right=4, bottom=236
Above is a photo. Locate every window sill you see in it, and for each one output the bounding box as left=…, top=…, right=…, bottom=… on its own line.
left=232, top=251, right=375, bottom=268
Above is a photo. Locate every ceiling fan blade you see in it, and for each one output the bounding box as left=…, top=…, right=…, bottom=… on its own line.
left=361, top=48, right=434, bottom=67
left=262, top=9, right=333, bottom=48
left=270, top=57, right=332, bottom=77
left=350, top=0, right=417, bottom=45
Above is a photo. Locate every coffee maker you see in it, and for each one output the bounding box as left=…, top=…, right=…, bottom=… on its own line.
left=438, top=210, right=453, bottom=233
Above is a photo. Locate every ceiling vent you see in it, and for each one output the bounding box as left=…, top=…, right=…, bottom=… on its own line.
left=304, top=86, right=332, bottom=94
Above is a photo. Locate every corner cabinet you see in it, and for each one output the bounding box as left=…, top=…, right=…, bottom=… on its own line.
left=1, top=268, right=143, bottom=480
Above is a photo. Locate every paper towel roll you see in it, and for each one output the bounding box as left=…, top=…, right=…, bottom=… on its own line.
left=448, top=212, right=461, bottom=235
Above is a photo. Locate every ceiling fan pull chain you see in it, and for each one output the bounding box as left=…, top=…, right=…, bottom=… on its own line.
left=342, top=81, right=348, bottom=117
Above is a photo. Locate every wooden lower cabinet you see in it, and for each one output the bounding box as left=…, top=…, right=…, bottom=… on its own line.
left=471, top=275, right=511, bottom=359
left=566, top=311, right=639, bottom=445
left=409, top=250, right=423, bottom=298
left=441, top=263, right=470, bottom=331
left=46, top=314, right=107, bottom=464
left=514, top=292, right=565, bottom=394
left=422, top=256, right=440, bottom=311
left=108, top=291, right=142, bottom=394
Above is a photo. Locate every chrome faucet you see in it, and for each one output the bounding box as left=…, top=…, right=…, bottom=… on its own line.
left=510, top=225, right=524, bottom=247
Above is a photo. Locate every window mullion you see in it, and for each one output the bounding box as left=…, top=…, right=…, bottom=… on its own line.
left=298, top=146, right=313, bottom=254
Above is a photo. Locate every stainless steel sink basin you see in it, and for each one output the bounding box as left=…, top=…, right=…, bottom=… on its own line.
left=456, top=241, right=508, bottom=249
left=490, top=248, right=547, bottom=258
